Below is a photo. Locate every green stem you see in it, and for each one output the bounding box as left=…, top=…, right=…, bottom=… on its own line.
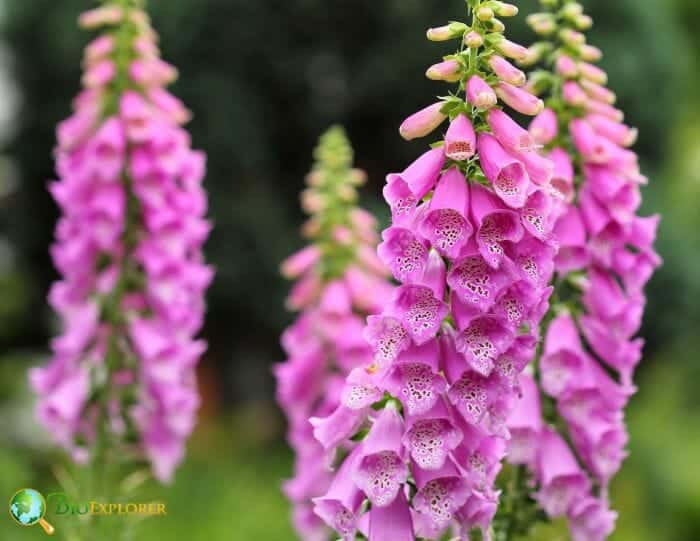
left=87, top=1, right=145, bottom=537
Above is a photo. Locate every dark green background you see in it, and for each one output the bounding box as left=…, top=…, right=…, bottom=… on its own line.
left=0, top=0, right=698, bottom=539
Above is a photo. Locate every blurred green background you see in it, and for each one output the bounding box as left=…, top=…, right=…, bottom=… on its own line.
left=0, top=0, right=698, bottom=539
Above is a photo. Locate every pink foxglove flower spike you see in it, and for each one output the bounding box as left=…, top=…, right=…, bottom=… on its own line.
left=313, top=2, right=559, bottom=540
left=276, top=126, right=393, bottom=541
left=30, top=0, right=212, bottom=484
left=503, top=1, right=662, bottom=539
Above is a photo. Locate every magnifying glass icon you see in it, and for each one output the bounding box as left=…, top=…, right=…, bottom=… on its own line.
left=9, top=488, right=55, bottom=535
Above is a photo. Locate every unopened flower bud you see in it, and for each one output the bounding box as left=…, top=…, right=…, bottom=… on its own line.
left=556, top=55, right=578, bottom=78
left=281, top=245, right=321, bottom=279
left=332, top=225, right=354, bottom=246
left=337, top=185, right=356, bottom=203
left=586, top=114, right=638, bottom=147
left=477, top=7, right=495, bottom=22
left=526, top=13, right=557, bottom=36
left=464, top=31, right=484, bottom=48
left=82, top=60, right=116, bottom=88
left=495, top=83, right=544, bottom=115
left=541, top=0, right=559, bottom=7
left=467, top=75, right=498, bottom=109
left=490, top=55, right=526, bottom=86
left=560, top=28, right=586, bottom=47
left=492, top=36, right=529, bottom=62
left=585, top=100, right=624, bottom=123
left=78, top=5, right=123, bottom=28
left=560, top=2, right=583, bottom=19
left=426, top=59, right=462, bottom=82
left=575, top=14, right=593, bottom=30
left=306, top=171, right=324, bottom=187
left=488, top=108, right=536, bottom=152
left=488, top=18, right=505, bottom=33
left=491, top=2, right=518, bottom=17
left=580, top=79, right=616, bottom=105
left=148, top=87, right=191, bottom=125
left=349, top=168, right=368, bottom=186
left=529, top=108, right=558, bottom=146
left=570, top=118, right=609, bottom=164
left=625, top=127, right=640, bottom=147
left=426, top=22, right=468, bottom=42
left=578, top=62, right=608, bottom=85
left=580, top=44, right=603, bottom=62
left=285, top=273, right=320, bottom=310
left=399, top=102, right=447, bottom=141
left=130, top=59, right=178, bottom=87
left=84, top=35, right=114, bottom=65
left=563, top=81, right=588, bottom=107
left=301, top=189, right=325, bottom=213
left=134, top=36, right=160, bottom=59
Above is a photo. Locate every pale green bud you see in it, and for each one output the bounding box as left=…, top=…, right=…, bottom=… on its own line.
left=488, top=18, right=505, bottom=33
left=464, top=31, right=484, bottom=48
left=490, top=2, right=518, bottom=17
left=559, top=28, right=586, bottom=47
left=349, top=168, right=367, bottom=186
left=575, top=14, right=593, bottom=30
left=560, top=2, right=584, bottom=20
left=489, top=35, right=529, bottom=62
left=580, top=44, right=602, bottom=62
left=476, top=6, right=494, bottom=22
left=526, top=13, right=557, bottom=36
left=426, top=22, right=468, bottom=41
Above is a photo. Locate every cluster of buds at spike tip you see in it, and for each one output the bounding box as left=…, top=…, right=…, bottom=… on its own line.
left=311, top=3, right=562, bottom=540
left=29, top=0, right=213, bottom=483
left=500, top=1, right=662, bottom=540
left=520, top=2, right=597, bottom=68
left=404, top=2, right=543, bottom=143
left=275, top=127, right=394, bottom=541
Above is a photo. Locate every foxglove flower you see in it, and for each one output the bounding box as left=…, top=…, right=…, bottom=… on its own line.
left=276, top=127, right=392, bottom=540
left=30, top=0, right=212, bottom=483
left=314, top=4, right=558, bottom=540
left=501, top=2, right=661, bottom=539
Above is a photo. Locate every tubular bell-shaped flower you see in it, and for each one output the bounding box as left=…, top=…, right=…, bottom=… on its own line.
left=276, top=127, right=393, bottom=540
left=313, top=3, right=559, bottom=539
left=502, top=1, right=662, bottom=539
left=29, top=0, right=212, bottom=483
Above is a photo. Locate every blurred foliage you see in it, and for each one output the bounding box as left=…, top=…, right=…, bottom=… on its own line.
left=0, top=0, right=698, bottom=539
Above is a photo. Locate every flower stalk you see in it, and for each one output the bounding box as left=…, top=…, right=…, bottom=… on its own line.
left=309, top=2, right=560, bottom=539
left=276, top=127, right=393, bottom=541
left=31, top=0, right=212, bottom=486
left=500, top=1, right=662, bottom=540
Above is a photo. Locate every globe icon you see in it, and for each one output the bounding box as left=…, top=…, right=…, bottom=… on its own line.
left=8, top=489, right=55, bottom=535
